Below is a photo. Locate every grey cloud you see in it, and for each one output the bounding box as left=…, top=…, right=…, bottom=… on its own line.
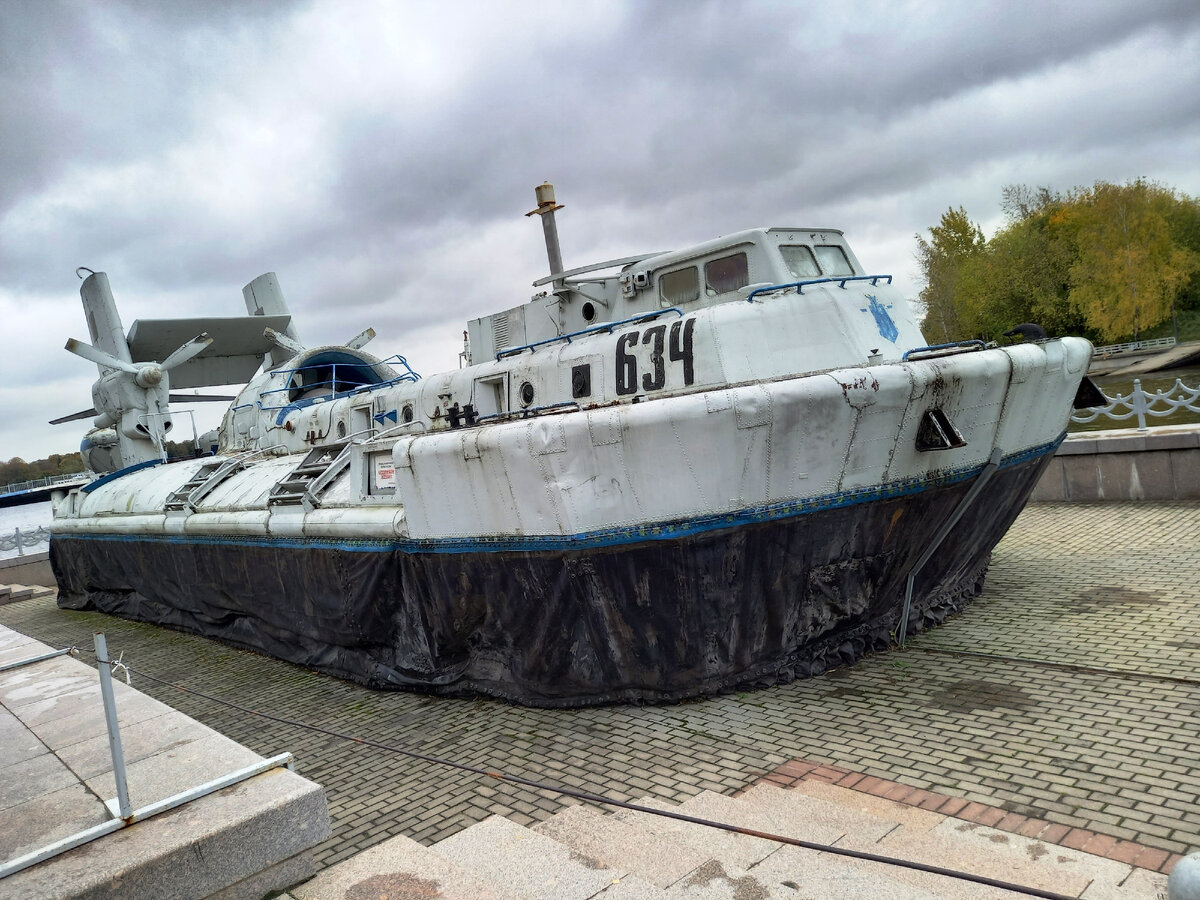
left=3, top=0, right=1199, bottom=461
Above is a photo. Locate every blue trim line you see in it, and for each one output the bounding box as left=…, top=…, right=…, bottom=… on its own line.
left=63, top=437, right=1062, bottom=553
left=81, top=459, right=163, bottom=493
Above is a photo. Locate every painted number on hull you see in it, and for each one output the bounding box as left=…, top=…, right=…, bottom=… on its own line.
left=615, top=318, right=695, bottom=396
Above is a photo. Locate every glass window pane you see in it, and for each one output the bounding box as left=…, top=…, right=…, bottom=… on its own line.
left=779, top=245, right=820, bottom=278
left=814, top=245, right=854, bottom=276
left=705, top=252, right=749, bottom=295
left=659, top=267, right=700, bottom=304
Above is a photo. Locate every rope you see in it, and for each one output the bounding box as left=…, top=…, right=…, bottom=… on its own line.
left=71, top=647, right=1077, bottom=900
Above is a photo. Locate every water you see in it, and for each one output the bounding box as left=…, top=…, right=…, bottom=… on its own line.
left=1071, top=364, right=1200, bottom=433
left=0, top=500, right=53, bottom=560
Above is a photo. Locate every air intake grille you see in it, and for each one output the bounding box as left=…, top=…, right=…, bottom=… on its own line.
left=492, top=312, right=510, bottom=349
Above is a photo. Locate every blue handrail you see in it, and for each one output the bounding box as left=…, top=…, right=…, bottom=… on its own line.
left=745, top=274, right=893, bottom=302
left=496, top=308, right=684, bottom=360
left=901, top=340, right=986, bottom=361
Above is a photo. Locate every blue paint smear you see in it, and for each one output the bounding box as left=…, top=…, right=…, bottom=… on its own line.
left=867, top=295, right=899, bottom=343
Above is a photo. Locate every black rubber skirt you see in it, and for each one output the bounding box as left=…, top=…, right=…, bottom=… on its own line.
left=52, top=450, right=1051, bottom=707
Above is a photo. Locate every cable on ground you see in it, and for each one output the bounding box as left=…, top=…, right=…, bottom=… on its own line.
left=70, top=644, right=1082, bottom=900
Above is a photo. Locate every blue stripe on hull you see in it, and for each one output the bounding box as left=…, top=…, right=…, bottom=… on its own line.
left=55, top=437, right=1062, bottom=555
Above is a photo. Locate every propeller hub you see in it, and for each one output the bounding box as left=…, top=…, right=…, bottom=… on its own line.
left=135, top=365, right=163, bottom=388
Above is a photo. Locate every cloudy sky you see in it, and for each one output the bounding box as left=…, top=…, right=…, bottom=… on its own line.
left=2, top=0, right=1198, bottom=462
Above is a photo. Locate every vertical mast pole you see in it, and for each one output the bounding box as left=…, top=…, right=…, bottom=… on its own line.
left=526, top=182, right=566, bottom=290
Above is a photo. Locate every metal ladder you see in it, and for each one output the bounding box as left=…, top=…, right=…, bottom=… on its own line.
left=163, top=452, right=258, bottom=512
left=267, top=441, right=352, bottom=509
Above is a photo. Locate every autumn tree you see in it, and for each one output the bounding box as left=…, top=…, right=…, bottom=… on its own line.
left=915, top=180, right=1200, bottom=344
left=915, top=207, right=985, bottom=343
left=1068, top=180, right=1200, bottom=342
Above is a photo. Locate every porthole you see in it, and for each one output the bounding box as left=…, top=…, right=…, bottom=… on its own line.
left=402, top=404, right=414, bottom=423
left=520, top=381, right=535, bottom=407
left=337, top=420, right=346, bottom=438
left=582, top=301, right=596, bottom=322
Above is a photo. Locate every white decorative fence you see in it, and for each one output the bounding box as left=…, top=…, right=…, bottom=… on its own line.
left=0, top=526, right=52, bottom=557
left=1071, top=378, right=1200, bottom=432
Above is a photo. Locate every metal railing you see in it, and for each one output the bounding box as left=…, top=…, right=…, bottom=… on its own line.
left=0, top=473, right=85, bottom=498
left=0, top=634, right=295, bottom=880
left=1091, top=336, right=1177, bottom=358
left=745, top=274, right=893, bottom=302
left=1071, top=378, right=1200, bottom=432
left=258, top=354, right=421, bottom=409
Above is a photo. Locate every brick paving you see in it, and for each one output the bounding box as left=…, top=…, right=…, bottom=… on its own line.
left=0, top=501, right=1196, bottom=869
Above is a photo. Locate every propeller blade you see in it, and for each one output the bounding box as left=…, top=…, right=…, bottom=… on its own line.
left=264, top=326, right=305, bottom=355
left=168, top=393, right=237, bottom=402
left=65, top=338, right=138, bottom=374
left=49, top=407, right=99, bottom=425
left=160, top=332, right=213, bottom=370
left=346, top=327, right=376, bottom=350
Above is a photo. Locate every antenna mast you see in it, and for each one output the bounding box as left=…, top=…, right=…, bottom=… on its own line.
left=526, top=182, right=565, bottom=289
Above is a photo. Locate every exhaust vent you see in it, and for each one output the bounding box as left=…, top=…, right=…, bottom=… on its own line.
left=492, top=312, right=510, bottom=350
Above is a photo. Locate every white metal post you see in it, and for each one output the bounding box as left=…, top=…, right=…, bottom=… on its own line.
left=93, top=633, right=132, bottom=819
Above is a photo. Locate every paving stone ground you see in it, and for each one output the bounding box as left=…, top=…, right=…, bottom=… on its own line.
left=1, top=501, right=1196, bottom=870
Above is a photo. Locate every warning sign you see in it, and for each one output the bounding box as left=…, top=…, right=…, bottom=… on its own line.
left=372, top=453, right=396, bottom=492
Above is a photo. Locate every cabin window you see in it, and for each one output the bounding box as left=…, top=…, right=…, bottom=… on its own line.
left=814, top=245, right=854, bottom=276
left=705, top=252, right=749, bottom=295
left=779, top=245, right=821, bottom=279
left=659, top=267, right=700, bottom=305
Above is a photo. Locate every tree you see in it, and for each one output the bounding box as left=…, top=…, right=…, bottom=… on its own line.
left=914, top=180, right=1200, bottom=345
left=915, top=208, right=985, bottom=343
left=1068, top=180, right=1200, bottom=342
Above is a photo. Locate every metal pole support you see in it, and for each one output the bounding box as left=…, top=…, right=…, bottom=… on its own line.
left=1132, top=378, right=1148, bottom=432
left=897, top=447, right=1003, bottom=645
left=15, top=528, right=23, bottom=557
left=0, top=648, right=73, bottom=672
left=93, top=633, right=132, bottom=819
left=1170, top=853, right=1200, bottom=900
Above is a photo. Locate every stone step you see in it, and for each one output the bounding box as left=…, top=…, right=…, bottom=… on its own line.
left=872, top=815, right=1138, bottom=898
left=733, top=782, right=904, bottom=841
left=433, top=814, right=663, bottom=900
left=661, top=849, right=950, bottom=900
left=790, top=781, right=1149, bottom=898
left=673, top=789, right=851, bottom=856
left=666, top=789, right=973, bottom=899
left=0, top=584, right=58, bottom=607
left=292, top=831, right=522, bottom=900
left=614, top=794, right=779, bottom=871
left=533, top=802, right=711, bottom=889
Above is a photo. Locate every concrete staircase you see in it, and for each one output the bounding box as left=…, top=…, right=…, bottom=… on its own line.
left=288, top=779, right=1167, bottom=899
left=0, top=583, right=56, bottom=606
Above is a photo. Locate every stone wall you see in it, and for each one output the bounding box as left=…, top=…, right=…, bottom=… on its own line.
left=0, top=551, right=55, bottom=588
left=1031, top=424, right=1200, bottom=502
